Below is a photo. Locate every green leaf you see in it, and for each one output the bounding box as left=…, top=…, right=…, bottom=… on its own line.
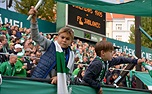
left=14, top=0, right=56, bottom=22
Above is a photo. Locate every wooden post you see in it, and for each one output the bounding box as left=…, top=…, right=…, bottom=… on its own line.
left=135, top=16, right=142, bottom=88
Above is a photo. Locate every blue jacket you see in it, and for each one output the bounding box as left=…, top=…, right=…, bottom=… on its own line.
left=32, top=42, right=56, bottom=78
left=83, top=56, right=137, bottom=90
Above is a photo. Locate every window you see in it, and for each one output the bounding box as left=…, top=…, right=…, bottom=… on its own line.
left=116, top=24, right=122, bottom=30
left=116, top=35, right=122, bottom=41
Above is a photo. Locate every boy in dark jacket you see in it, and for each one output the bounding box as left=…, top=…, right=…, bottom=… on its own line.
left=83, top=41, right=145, bottom=94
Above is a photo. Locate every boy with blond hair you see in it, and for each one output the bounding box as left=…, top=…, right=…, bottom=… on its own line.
left=28, top=6, right=75, bottom=94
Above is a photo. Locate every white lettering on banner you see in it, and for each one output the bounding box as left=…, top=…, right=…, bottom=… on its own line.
left=14, top=20, right=19, bottom=27
left=4, top=18, right=9, bottom=24
left=0, top=14, right=23, bottom=27
left=146, top=53, right=152, bottom=60
left=123, top=46, right=128, bottom=53
left=123, top=46, right=135, bottom=55
left=113, top=43, right=152, bottom=60
left=142, top=52, right=145, bottom=57
left=0, top=14, right=3, bottom=24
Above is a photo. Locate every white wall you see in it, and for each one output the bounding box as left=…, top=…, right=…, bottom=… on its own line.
left=110, top=18, right=134, bottom=42
left=113, top=31, right=131, bottom=42
left=106, top=21, right=113, bottom=38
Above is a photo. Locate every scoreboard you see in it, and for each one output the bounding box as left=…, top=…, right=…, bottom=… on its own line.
left=68, top=5, right=106, bottom=36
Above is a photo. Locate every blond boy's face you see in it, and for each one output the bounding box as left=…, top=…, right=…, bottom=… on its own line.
left=57, top=32, right=73, bottom=48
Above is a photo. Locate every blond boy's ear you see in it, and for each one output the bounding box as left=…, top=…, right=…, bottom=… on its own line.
left=54, top=35, right=58, bottom=40
left=56, top=35, right=58, bottom=39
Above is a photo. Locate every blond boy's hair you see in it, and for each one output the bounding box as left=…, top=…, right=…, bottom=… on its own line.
left=58, top=27, right=74, bottom=40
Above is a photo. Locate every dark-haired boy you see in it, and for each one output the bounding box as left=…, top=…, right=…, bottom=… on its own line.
left=83, top=41, right=145, bottom=94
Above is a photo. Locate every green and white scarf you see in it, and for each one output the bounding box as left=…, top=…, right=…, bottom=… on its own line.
left=54, top=41, right=74, bottom=94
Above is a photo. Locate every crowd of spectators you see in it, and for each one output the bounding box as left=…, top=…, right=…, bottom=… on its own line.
left=0, top=22, right=152, bottom=88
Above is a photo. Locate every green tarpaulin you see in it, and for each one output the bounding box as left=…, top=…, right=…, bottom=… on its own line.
left=134, top=71, right=152, bottom=90
left=56, top=0, right=152, bottom=17
left=0, top=8, right=56, bottom=33
left=0, top=77, right=151, bottom=94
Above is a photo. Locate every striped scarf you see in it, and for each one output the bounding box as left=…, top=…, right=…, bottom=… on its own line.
left=54, top=41, right=74, bottom=94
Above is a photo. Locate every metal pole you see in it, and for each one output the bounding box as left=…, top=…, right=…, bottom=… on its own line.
left=6, top=0, right=8, bottom=10
left=135, top=16, right=142, bottom=88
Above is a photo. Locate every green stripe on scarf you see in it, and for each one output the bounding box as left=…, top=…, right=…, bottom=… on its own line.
left=54, top=41, right=69, bottom=94
left=56, top=52, right=69, bottom=73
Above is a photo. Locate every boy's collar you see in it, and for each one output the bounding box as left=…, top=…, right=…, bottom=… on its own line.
left=96, top=56, right=107, bottom=63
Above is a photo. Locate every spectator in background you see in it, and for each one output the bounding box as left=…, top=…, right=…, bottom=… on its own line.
left=24, top=48, right=32, bottom=77
left=35, top=50, right=42, bottom=58
left=24, top=48, right=31, bottom=57
left=106, top=72, right=119, bottom=85
left=23, top=38, right=32, bottom=49
left=25, top=29, right=31, bottom=39
left=5, top=22, right=11, bottom=33
left=8, top=43, right=15, bottom=54
left=71, top=41, right=77, bottom=53
left=76, top=46, right=83, bottom=63
left=0, top=42, right=7, bottom=64
left=89, top=56, right=94, bottom=63
left=73, top=56, right=80, bottom=70
left=112, top=65, right=121, bottom=74
left=106, top=64, right=121, bottom=82
left=11, top=30, right=17, bottom=39
left=14, top=37, right=21, bottom=44
left=14, top=26, right=21, bottom=38
left=30, top=53, right=38, bottom=77
left=46, top=34, right=52, bottom=40
left=0, top=27, right=7, bottom=35
left=14, top=54, right=27, bottom=77
left=88, top=45, right=94, bottom=56
left=0, top=35, right=9, bottom=61
left=0, top=55, right=17, bottom=76
left=31, top=45, right=37, bottom=54
left=14, top=44, right=23, bottom=55
left=73, top=69, right=85, bottom=85
left=82, top=56, right=89, bottom=64
left=72, top=63, right=83, bottom=77
left=8, top=26, right=15, bottom=36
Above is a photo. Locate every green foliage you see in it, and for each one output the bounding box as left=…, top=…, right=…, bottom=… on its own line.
left=129, top=17, right=152, bottom=48
left=14, top=0, right=56, bottom=22
left=128, top=25, right=135, bottom=44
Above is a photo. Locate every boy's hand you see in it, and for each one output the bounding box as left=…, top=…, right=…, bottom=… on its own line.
left=28, top=6, right=37, bottom=23
left=137, top=58, right=145, bottom=65
left=51, top=76, right=57, bottom=84
left=98, top=87, right=103, bottom=94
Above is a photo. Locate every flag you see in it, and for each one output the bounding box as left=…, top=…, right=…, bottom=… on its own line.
left=54, top=41, right=74, bottom=94
left=142, top=63, right=152, bottom=77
